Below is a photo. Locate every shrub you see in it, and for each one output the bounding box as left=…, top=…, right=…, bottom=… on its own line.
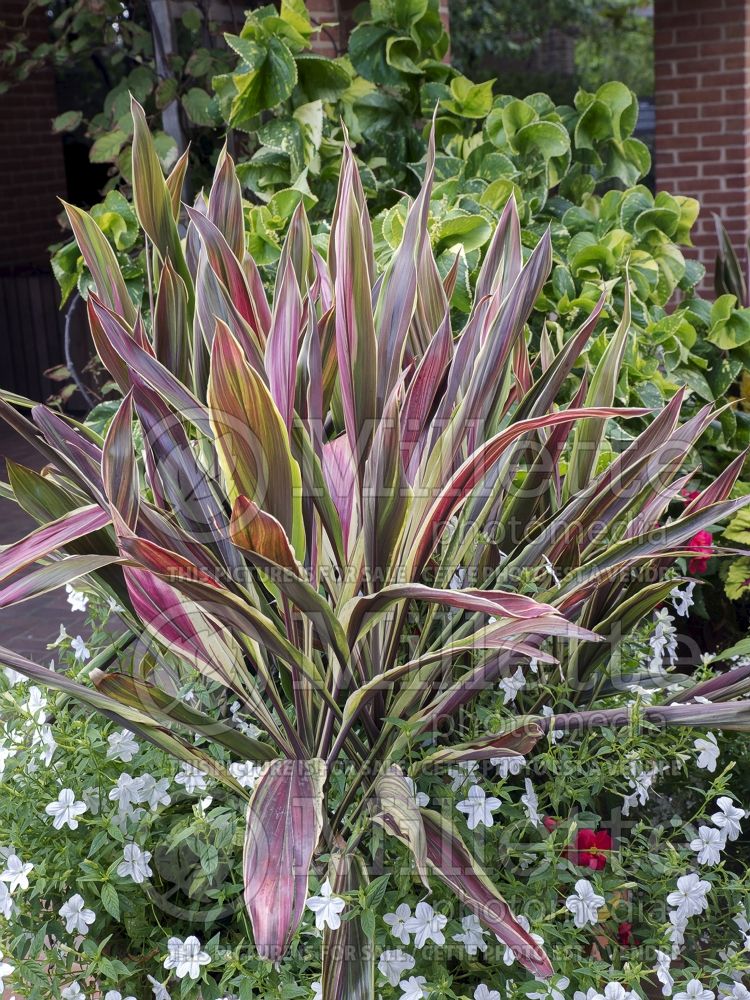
left=3, top=101, right=750, bottom=997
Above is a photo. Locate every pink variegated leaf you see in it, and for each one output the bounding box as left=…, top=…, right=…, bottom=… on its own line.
left=322, top=435, right=357, bottom=558
left=207, top=142, right=245, bottom=260
left=102, top=392, right=139, bottom=529
left=243, top=758, right=326, bottom=960
left=401, top=313, right=452, bottom=481
left=0, top=504, right=110, bottom=584
left=0, top=555, right=121, bottom=608
left=265, top=257, right=303, bottom=432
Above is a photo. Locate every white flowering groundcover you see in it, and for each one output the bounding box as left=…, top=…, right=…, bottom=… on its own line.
left=1, top=583, right=750, bottom=1000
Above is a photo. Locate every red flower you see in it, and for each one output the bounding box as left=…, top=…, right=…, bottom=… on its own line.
left=542, top=816, right=559, bottom=832
left=687, top=529, right=713, bottom=574
left=567, top=828, right=612, bottom=870
left=617, top=921, right=633, bottom=946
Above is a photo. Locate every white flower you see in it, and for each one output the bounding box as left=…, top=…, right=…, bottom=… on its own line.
left=399, top=976, right=427, bottom=1000
left=139, top=774, right=172, bottom=810
left=573, top=990, right=598, bottom=1000
left=228, top=761, right=262, bottom=790
left=720, top=986, right=750, bottom=1000
left=655, top=950, right=674, bottom=997
left=667, top=873, right=711, bottom=918
left=3, top=667, right=23, bottom=686
left=694, top=732, right=720, bottom=772
left=0, top=952, right=13, bottom=991
left=66, top=584, right=89, bottom=612
left=104, top=992, right=136, bottom=1000
left=0, top=882, right=13, bottom=919
left=147, top=975, right=171, bottom=1000
left=36, top=724, right=56, bottom=766
left=404, top=901, right=447, bottom=948
left=306, top=879, right=346, bottom=931
left=452, top=914, right=487, bottom=955
left=45, top=787, right=88, bottom=830
left=456, top=784, right=502, bottom=830
left=163, top=935, right=211, bottom=980
left=501, top=914, right=543, bottom=966
left=528, top=975, right=570, bottom=1000
left=521, top=777, right=542, bottom=827
left=22, top=685, right=47, bottom=723
left=671, top=581, right=696, bottom=617
left=0, top=853, right=33, bottom=892
left=107, top=729, right=139, bottom=763
left=174, top=763, right=208, bottom=794
left=498, top=665, right=526, bottom=704
left=71, top=635, right=90, bottom=661
left=650, top=608, right=678, bottom=667
left=378, top=949, right=415, bottom=987
left=448, top=760, right=479, bottom=791
left=312, top=984, right=322, bottom=1000
left=108, top=773, right=144, bottom=811
left=59, top=894, right=95, bottom=935
left=491, top=753, right=525, bottom=778
left=689, top=825, right=727, bottom=866
left=565, top=878, right=604, bottom=928
left=475, top=987, right=502, bottom=1000
left=404, top=776, right=429, bottom=808
left=62, top=984, right=85, bottom=1000
left=712, top=797, right=745, bottom=841
left=593, top=985, right=638, bottom=1000
left=667, top=908, right=687, bottom=950
left=106, top=594, right=125, bottom=614
left=674, top=981, right=714, bottom=1000
left=117, top=842, right=153, bottom=884
left=384, top=903, right=412, bottom=945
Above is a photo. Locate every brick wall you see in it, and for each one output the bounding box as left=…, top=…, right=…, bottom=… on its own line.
left=0, top=0, right=67, bottom=269
left=307, top=0, right=450, bottom=57
left=654, top=0, right=750, bottom=276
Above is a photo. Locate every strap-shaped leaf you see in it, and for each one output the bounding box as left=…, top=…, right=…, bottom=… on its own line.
left=243, top=758, right=326, bottom=960
left=208, top=320, right=304, bottom=555
left=0, top=504, right=110, bottom=584
left=321, top=849, right=374, bottom=1000
left=208, top=142, right=245, bottom=261
left=413, top=719, right=544, bottom=772
left=417, top=808, right=553, bottom=977
left=62, top=202, right=136, bottom=326
left=0, top=555, right=121, bottom=608
left=370, top=765, right=429, bottom=888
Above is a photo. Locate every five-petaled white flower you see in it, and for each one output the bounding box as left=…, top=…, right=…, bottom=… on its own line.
left=399, top=976, right=427, bottom=1000
left=306, top=879, right=346, bottom=931
left=456, top=784, right=502, bottom=830
left=475, top=987, right=501, bottom=1000
left=674, top=981, right=715, bottom=1000
left=65, top=584, right=89, bottom=612
left=71, top=635, right=90, bottom=661
left=117, top=842, right=153, bottom=884
left=655, top=950, right=674, bottom=997
left=404, top=901, right=447, bottom=949
left=384, top=903, right=412, bottom=945
left=174, top=763, right=208, bottom=794
left=712, top=797, right=745, bottom=841
left=107, top=729, right=139, bottom=763
left=104, top=992, right=136, bottom=1000
left=0, top=952, right=13, bottom=992
left=62, top=984, right=86, bottom=1000
left=163, top=935, right=211, bottom=980
left=452, top=913, right=487, bottom=955
left=521, top=778, right=542, bottom=827
left=666, top=873, right=711, bottom=918
left=228, top=761, right=263, bottom=790
left=694, top=732, right=720, bottom=772
left=671, top=581, right=696, bottom=617
left=498, top=665, right=526, bottom=704
left=0, top=882, right=13, bottom=919
left=689, top=825, right=726, bottom=866
left=45, top=788, right=88, bottom=830
left=565, top=878, right=605, bottom=928
left=22, top=686, right=47, bottom=723
left=139, top=775, right=172, bottom=810
left=377, top=949, right=415, bottom=987
left=59, top=894, right=95, bottom=935
left=0, top=853, right=33, bottom=892
left=108, top=773, right=144, bottom=811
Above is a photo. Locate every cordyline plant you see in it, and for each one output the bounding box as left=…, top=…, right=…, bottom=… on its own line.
left=3, top=99, right=750, bottom=993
